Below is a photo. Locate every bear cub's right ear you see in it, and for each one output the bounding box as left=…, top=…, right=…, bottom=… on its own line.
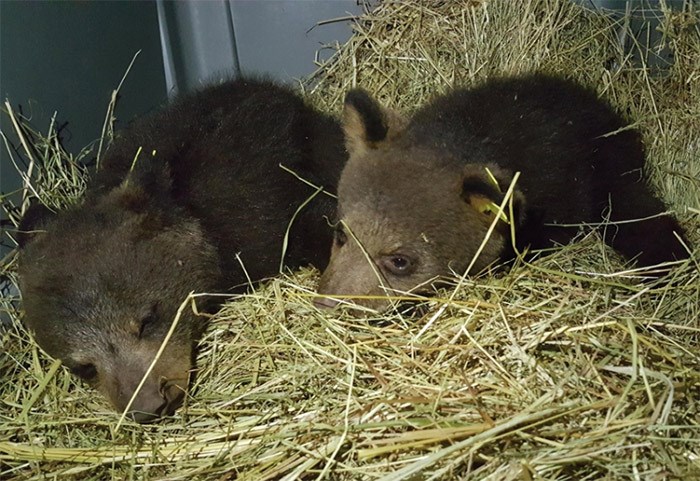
left=17, top=203, right=55, bottom=248
left=343, top=90, right=407, bottom=156
left=461, top=164, right=526, bottom=230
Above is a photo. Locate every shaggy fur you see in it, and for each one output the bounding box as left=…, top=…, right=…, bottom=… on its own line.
left=317, top=74, right=688, bottom=311
left=18, top=78, right=346, bottom=422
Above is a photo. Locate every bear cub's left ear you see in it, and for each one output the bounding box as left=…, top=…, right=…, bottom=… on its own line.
left=461, top=164, right=525, bottom=229
left=17, top=203, right=55, bottom=248
left=342, top=89, right=407, bottom=156
left=112, top=160, right=174, bottom=214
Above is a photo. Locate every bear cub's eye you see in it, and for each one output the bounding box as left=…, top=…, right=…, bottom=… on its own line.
left=70, top=363, right=98, bottom=381
left=133, top=303, right=159, bottom=339
left=138, top=309, right=158, bottom=339
left=334, top=225, right=348, bottom=247
left=381, top=254, right=415, bottom=276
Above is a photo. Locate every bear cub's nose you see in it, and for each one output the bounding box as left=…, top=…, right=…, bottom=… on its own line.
left=314, top=296, right=339, bottom=309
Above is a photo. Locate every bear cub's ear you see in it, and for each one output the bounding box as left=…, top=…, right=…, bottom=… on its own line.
left=114, top=160, right=174, bottom=214
left=17, top=203, right=55, bottom=248
left=461, top=164, right=525, bottom=229
left=343, top=89, right=407, bottom=156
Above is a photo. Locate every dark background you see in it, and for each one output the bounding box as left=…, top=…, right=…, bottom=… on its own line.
left=0, top=0, right=367, bottom=255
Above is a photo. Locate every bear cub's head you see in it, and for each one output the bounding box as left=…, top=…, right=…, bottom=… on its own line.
left=17, top=170, right=221, bottom=423
left=317, top=90, right=524, bottom=312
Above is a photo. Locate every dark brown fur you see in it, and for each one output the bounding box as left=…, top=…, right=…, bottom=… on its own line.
left=317, top=74, right=689, bottom=311
left=18, top=78, right=346, bottom=422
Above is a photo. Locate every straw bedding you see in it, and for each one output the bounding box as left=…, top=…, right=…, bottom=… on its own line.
left=1, top=0, right=699, bottom=479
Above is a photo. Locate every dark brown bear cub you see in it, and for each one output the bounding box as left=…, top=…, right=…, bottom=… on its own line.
left=317, top=74, right=688, bottom=311
left=18, top=78, right=346, bottom=422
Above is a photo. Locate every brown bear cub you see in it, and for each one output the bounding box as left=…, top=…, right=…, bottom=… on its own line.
left=17, top=78, right=345, bottom=422
left=317, top=74, right=689, bottom=311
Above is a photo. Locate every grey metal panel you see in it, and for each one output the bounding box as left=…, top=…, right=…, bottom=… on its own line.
left=157, top=0, right=366, bottom=92
left=157, top=0, right=241, bottom=95
left=573, top=0, right=695, bottom=70
left=230, top=0, right=364, bottom=82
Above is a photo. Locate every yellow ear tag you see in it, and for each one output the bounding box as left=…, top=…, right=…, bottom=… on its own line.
left=470, top=194, right=510, bottom=224
left=486, top=200, right=510, bottom=224
left=476, top=167, right=510, bottom=224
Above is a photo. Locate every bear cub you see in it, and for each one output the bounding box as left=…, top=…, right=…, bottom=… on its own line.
left=317, top=74, right=689, bottom=311
left=17, top=78, right=346, bottom=422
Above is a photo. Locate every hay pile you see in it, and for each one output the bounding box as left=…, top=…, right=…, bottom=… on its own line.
left=2, top=0, right=699, bottom=479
